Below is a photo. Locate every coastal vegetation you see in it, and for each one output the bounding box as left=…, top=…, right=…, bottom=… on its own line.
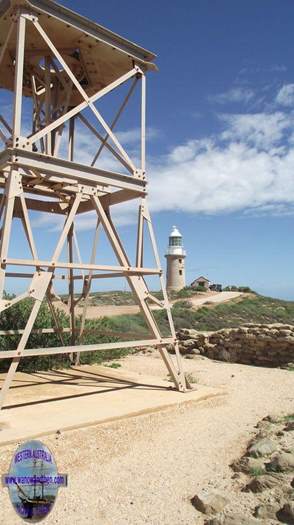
left=1, top=293, right=294, bottom=372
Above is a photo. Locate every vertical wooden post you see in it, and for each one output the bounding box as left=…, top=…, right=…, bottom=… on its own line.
left=68, top=224, right=75, bottom=350
left=141, top=72, right=146, bottom=173
left=45, top=55, right=52, bottom=155
left=68, top=118, right=76, bottom=361
left=0, top=171, right=21, bottom=298
left=12, top=14, right=26, bottom=146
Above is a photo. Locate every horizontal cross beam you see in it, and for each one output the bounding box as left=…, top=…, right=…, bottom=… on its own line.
left=0, top=149, right=146, bottom=194
left=0, top=338, right=175, bottom=359
left=2, top=259, right=162, bottom=274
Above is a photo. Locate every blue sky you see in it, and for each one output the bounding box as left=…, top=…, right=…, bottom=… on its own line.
left=62, top=0, right=294, bottom=299
left=3, top=0, right=294, bottom=299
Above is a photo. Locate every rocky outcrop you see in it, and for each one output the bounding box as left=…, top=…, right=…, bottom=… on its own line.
left=191, top=491, right=229, bottom=515
left=177, top=324, right=294, bottom=367
left=205, top=516, right=262, bottom=525
left=192, top=414, right=294, bottom=525
left=248, top=438, right=278, bottom=458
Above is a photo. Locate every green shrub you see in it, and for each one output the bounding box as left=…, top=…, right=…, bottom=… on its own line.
left=105, top=362, right=122, bottom=369
left=174, top=287, right=194, bottom=298
left=0, top=296, right=71, bottom=372
left=0, top=296, right=141, bottom=372
left=173, top=300, right=193, bottom=310
left=2, top=291, right=294, bottom=374
left=223, top=285, right=254, bottom=293
left=284, top=414, right=294, bottom=422
left=249, top=467, right=264, bottom=477
left=195, top=285, right=206, bottom=292
left=169, top=294, right=294, bottom=332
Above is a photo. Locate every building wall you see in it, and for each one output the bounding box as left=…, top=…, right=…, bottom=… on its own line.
left=166, top=255, right=185, bottom=292
left=191, top=279, right=210, bottom=290
left=197, top=280, right=210, bottom=290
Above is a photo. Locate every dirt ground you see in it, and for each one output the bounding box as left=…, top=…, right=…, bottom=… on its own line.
left=0, top=352, right=293, bottom=524
left=54, top=291, right=242, bottom=319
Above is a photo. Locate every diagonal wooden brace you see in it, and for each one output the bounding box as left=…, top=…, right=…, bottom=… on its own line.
left=0, top=272, right=53, bottom=408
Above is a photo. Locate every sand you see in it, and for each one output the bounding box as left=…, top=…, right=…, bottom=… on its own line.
left=0, top=352, right=293, bottom=524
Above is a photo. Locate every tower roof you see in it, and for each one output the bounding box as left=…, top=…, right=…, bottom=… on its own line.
left=0, top=0, right=157, bottom=104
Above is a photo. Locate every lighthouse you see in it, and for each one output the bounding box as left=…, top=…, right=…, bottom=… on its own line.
left=165, top=226, right=186, bottom=293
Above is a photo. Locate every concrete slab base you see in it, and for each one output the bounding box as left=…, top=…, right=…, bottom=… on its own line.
left=0, top=364, right=225, bottom=445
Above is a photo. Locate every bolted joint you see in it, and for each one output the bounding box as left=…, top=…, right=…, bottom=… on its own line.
left=134, top=169, right=145, bottom=179
left=14, top=137, right=32, bottom=151
left=22, top=13, right=39, bottom=22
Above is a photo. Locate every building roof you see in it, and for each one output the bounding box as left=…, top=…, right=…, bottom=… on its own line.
left=193, top=276, right=210, bottom=283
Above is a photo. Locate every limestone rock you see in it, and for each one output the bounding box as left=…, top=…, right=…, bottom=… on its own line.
left=181, top=339, right=196, bottom=348
left=191, top=491, right=229, bottom=515
left=142, top=347, right=154, bottom=354
left=263, top=414, right=281, bottom=424
left=177, top=324, right=294, bottom=367
left=285, top=421, right=294, bottom=432
left=231, top=456, right=265, bottom=475
left=277, top=502, right=294, bottom=524
left=218, top=349, right=231, bottom=361
left=267, top=453, right=294, bottom=473
left=205, top=514, right=261, bottom=525
left=282, top=486, right=294, bottom=501
left=248, top=438, right=278, bottom=458
left=244, top=474, right=283, bottom=492
left=254, top=503, right=279, bottom=519
left=177, top=328, right=200, bottom=340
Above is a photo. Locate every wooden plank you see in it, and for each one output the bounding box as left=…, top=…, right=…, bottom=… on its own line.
left=3, top=258, right=161, bottom=274
left=3, top=148, right=146, bottom=193
left=12, top=16, right=26, bottom=145
left=0, top=338, right=175, bottom=359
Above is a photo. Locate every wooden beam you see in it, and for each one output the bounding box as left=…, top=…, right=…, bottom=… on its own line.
left=0, top=338, right=175, bottom=360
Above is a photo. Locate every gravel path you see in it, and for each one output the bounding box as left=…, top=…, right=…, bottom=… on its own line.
left=189, top=290, right=242, bottom=307
left=0, top=354, right=293, bottom=524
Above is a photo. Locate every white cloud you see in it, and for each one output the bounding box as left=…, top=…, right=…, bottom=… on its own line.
left=220, top=111, right=293, bottom=149
left=168, top=139, right=213, bottom=163
left=75, top=200, right=138, bottom=231
left=270, top=64, right=287, bottom=73
left=276, top=84, right=294, bottom=107
left=116, top=127, right=160, bottom=145
left=238, top=64, right=287, bottom=76
left=32, top=98, right=294, bottom=231
left=209, top=87, right=255, bottom=104
left=147, top=110, right=294, bottom=216
left=244, top=203, right=294, bottom=217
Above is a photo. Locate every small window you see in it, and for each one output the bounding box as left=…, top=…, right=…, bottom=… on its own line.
left=170, top=237, right=182, bottom=247
left=179, top=259, right=182, bottom=264
left=179, top=270, right=182, bottom=275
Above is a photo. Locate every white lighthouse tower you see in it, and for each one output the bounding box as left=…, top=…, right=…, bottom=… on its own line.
left=165, top=226, right=186, bottom=293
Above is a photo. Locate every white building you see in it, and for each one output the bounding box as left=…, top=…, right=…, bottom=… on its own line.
left=191, top=276, right=211, bottom=290
left=165, top=226, right=186, bottom=292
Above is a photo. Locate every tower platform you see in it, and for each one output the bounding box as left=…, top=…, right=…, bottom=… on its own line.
left=0, top=363, right=222, bottom=445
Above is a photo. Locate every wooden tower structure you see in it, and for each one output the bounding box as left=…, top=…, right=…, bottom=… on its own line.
left=0, top=0, right=188, bottom=407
